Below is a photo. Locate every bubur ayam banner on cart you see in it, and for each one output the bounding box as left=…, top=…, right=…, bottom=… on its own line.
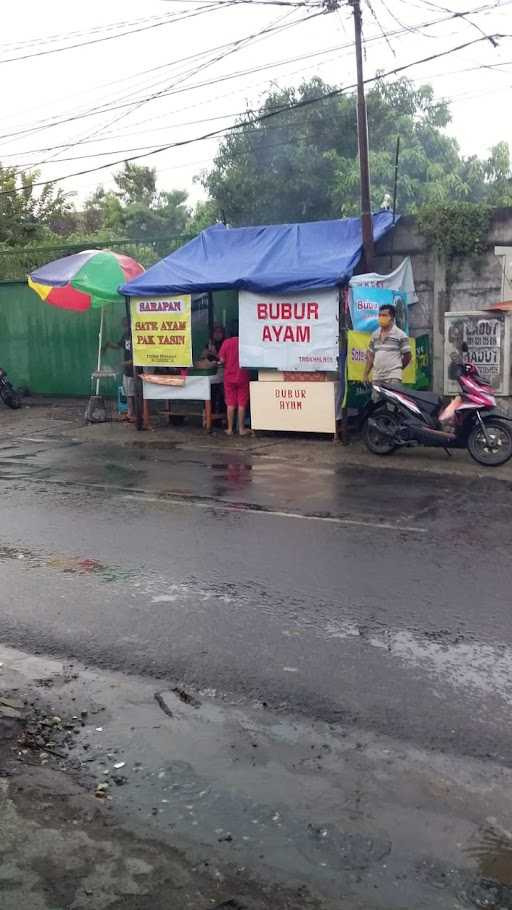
left=130, top=295, right=193, bottom=367
left=239, top=288, right=339, bottom=371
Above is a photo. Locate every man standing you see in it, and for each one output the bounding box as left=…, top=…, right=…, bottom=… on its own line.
left=363, top=304, right=411, bottom=385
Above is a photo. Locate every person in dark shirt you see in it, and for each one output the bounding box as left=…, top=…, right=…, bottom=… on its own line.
left=103, top=317, right=134, bottom=421
left=199, top=324, right=226, bottom=418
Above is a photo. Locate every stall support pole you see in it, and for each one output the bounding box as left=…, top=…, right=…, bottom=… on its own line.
left=95, top=307, right=104, bottom=396
left=389, top=135, right=400, bottom=269
left=207, top=290, right=214, bottom=338
left=126, top=295, right=143, bottom=431
left=350, top=0, right=374, bottom=271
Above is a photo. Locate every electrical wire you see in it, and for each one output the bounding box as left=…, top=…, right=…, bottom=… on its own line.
left=377, top=0, right=437, bottom=39
left=0, top=8, right=328, bottom=143
left=409, top=0, right=499, bottom=45
left=0, top=12, right=182, bottom=53
left=40, top=4, right=299, bottom=171
left=365, top=0, right=397, bottom=55
left=0, top=31, right=501, bottom=199
left=3, top=48, right=345, bottom=164
left=0, top=4, right=237, bottom=65
left=0, top=0, right=506, bottom=147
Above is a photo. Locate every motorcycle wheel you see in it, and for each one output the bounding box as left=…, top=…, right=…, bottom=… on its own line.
left=467, top=418, right=512, bottom=466
left=363, top=409, right=397, bottom=455
left=0, top=384, right=21, bottom=409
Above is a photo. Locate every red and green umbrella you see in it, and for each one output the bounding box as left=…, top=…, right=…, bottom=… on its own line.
left=28, top=250, right=144, bottom=397
left=28, top=249, right=143, bottom=311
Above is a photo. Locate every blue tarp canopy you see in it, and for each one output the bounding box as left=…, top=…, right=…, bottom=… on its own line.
left=121, top=212, right=395, bottom=296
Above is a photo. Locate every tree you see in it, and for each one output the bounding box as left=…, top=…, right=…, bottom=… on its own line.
left=201, top=76, right=512, bottom=224
left=483, top=142, right=512, bottom=206
left=114, top=162, right=157, bottom=207
left=81, top=165, right=191, bottom=257
left=0, top=164, right=72, bottom=246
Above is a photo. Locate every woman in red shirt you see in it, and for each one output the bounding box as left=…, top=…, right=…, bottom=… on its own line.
left=218, top=322, right=250, bottom=436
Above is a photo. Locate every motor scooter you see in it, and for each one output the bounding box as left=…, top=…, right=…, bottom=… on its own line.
left=362, top=344, right=512, bottom=466
left=0, top=368, right=21, bottom=410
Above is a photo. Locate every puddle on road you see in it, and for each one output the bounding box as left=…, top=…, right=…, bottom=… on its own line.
left=368, top=629, right=512, bottom=707
left=0, top=543, right=134, bottom=583
left=0, top=540, right=237, bottom=606
left=318, top=616, right=512, bottom=708
left=466, top=826, right=512, bottom=885
left=151, top=584, right=233, bottom=605
left=464, top=827, right=512, bottom=909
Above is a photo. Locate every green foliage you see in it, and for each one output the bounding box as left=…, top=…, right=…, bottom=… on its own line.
left=0, top=160, right=203, bottom=280
left=202, top=76, right=512, bottom=225
left=0, top=165, right=72, bottom=246
left=114, top=162, right=157, bottom=206
left=416, top=202, right=492, bottom=260
left=82, top=165, right=191, bottom=258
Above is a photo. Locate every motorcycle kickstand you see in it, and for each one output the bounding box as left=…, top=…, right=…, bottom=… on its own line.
left=444, top=448, right=453, bottom=457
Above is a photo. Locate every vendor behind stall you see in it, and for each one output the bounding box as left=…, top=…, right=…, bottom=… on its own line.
left=197, top=323, right=226, bottom=419
left=200, top=324, right=226, bottom=362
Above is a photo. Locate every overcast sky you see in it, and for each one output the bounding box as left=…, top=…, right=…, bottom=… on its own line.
left=1, top=0, right=511, bottom=210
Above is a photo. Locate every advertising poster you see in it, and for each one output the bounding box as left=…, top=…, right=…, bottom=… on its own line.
left=347, top=330, right=416, bottom=384
left=415, top=334, right=432, bottom=390
left=444, top=312, right=508, bottom=394
left=130, top=295, right=192, bottom=368
left=349, top=286, right=409, bottom=334
left=239, top=288, right=338, bottom=371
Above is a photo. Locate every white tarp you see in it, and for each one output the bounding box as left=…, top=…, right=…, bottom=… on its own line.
left=349, top=257, right=417, bottom=303
left=239, top=288, right=339, bottom=371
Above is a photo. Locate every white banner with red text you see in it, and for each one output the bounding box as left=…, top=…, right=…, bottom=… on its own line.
left=239, top=288, right=339, bottom=371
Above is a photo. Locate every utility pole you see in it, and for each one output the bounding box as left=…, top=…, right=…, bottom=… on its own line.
left=350, top=0, right=375, bottom=271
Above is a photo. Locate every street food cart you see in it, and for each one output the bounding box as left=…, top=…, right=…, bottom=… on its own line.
left=120, top=213, right=397, bottom=435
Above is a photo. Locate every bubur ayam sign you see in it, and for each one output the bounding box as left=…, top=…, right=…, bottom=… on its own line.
left=130, top=295, right=192, bottom=367
left=239, top=288, right=339, bottom=371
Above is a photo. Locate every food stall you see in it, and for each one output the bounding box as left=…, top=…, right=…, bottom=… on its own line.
left=120, top=213, right=397, bottom=434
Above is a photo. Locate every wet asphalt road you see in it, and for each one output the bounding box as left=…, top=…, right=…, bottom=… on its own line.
left=1, top=428, right=512, bottom=767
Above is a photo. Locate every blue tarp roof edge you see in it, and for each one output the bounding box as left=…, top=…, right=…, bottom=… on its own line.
left=121, top=212, right=396, bottom=296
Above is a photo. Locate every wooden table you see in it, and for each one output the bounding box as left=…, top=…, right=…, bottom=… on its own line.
left=142, top=373, right=222, bottom=432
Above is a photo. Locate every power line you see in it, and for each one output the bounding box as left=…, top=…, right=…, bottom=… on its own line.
left=365, top=0, right=397, bottom=56
left=409, top=0, right=499, bottom=45
left=39, top=0, right=252, bottom=170
left=0, top=11, right=193, bottom=53
left=0, top=5, right=244, bottom=144
left=39, top=4, right=299, bottom=173
left=11, top=45, right=344, bottom=164
left=0, top=32, right=501, bottom=200
left=0, top=0, right=506, bottom=149
left=0, top=8, right=326, bottom=143
left=0, top=44, right=345, bottom=159
left=0, top=4, right=233, bottom=65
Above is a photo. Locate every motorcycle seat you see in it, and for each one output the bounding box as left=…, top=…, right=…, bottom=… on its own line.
left=380, top=383, right=440, bottom=407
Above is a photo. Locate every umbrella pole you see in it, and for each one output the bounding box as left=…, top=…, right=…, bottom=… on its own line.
left=96, top=307, right=104, bottom=396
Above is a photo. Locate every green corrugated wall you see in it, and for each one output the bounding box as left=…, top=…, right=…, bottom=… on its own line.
left=0, top=282, right=125, bottom=395
left=0, top=282, right=240, bottom=396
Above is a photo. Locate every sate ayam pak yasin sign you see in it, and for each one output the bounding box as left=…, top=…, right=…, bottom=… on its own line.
left=130, top=295, right=192, bottom=368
